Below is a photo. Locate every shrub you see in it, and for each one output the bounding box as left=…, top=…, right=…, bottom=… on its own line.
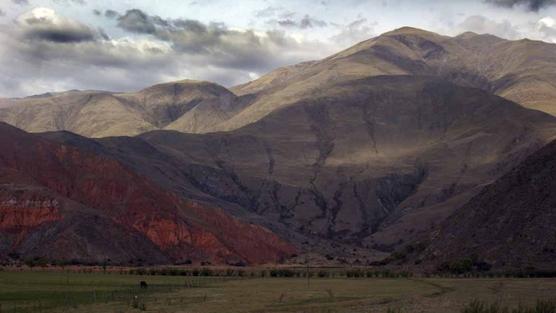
left=200, top=268, right=212, bottom=276
left=347, top=269, right=367, bottom=278
left=269, top=269, right=295, bottom=277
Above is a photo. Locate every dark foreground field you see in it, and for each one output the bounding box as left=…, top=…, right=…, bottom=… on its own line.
left=0, top=270, right=555, bottom=313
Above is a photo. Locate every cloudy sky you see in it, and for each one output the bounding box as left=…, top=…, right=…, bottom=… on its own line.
left=1, top=0, right=556, bottom=97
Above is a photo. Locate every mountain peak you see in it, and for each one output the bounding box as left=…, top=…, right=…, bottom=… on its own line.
left=455, top=31, right=506, bottom=43
left=456, top=31, right=479, bottom=39
left=137, top=79, right=231, bottom=96
left=384, top=26, right=438, bottom=36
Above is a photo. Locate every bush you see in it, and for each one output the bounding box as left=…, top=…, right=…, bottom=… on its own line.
left=269, top=269, right=295, bottom=277
left=200, top=268, right=212, bottom=276
left=24, top=257, right=48, bottom=268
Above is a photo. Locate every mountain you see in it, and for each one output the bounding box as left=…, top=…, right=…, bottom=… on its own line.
left=0, top=123, right=295, bottom=265
left=141, top=76, right=556, bottom=256
left=0, top=80, right=246, bottom=138
left=41, top=75, right=556, bottom=264
left=3, top=27, right=556, bottom=266
left=226, top=27, right=556, bottom=131
left=3, top=27, right=556, bottom=137
left=424, top=138, right=556, bottom=271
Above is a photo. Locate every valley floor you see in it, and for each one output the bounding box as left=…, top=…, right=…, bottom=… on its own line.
left=0, top=271, right=555, bottom=313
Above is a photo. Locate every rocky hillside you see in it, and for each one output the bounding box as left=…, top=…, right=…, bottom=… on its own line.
left=424, top=138, right=556, bottom=271
left=43, top=75, right=556, bottom=264
left=0, top=122, right=295, bottom=265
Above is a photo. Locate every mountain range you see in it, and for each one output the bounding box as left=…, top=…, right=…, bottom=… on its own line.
left=1, top=27, right=556, bottom=270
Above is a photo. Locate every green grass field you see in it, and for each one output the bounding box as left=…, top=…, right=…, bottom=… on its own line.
left=0, top=270, right=555, bottom=313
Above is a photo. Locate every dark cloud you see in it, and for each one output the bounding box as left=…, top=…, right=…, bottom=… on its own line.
left=117, top=9, right=170, bottom=34
left=277, top=15, right=327, bottom=29
left=485, top=0, right=556, bottom=11
left=105, top=10, right=119, bottom=19
left=18, top=8, right=98, bottom=43
left=0, top=7, right=334, bottom=97
left=93, top=9, right=119, bottom=18
left=114, top=9, right=321, bottom=71
left=24, top=26, right=95, bottom=43
left=277, top=19, right=296, bottom=27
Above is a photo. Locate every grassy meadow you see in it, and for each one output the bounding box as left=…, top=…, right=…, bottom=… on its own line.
left=0, top=269, right=555, bottom=313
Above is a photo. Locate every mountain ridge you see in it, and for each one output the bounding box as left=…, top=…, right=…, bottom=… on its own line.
left=39, top=75, right=556, bottom=265
left=3, top=27, right=556, bottom=136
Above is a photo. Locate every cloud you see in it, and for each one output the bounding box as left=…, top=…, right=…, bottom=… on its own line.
left=93, top=9, right=119, bottom=18
left=277, top=15, right=327, bottom=29
left=0, top=8, right=178, bottom=96
left=0, top=10, right=5, bottom=17
left=52, top=0, right=87, bottom=5
left=485, top=0, right=556, bottom=11
left=0, top=7, right=335, bottom=97
left=113, top=9, right=330, bottom=71
left=330, top=18, right=376, bottom=46
left=17, top=7, right=98, bottom=43
left=105, top=9, right=119, bottom=19
left=254, top=6, right=283, bottom=18
left=536, top=16, right=556, bottom=41
left=254, top=6, right=295, bottom=19
left=117, top=9, right=159, bottom=34
left=12, top=0, right=29, bottom=5
left=458, top=15, right=520, bottom=39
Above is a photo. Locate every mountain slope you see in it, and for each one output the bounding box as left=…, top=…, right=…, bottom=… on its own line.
left=425, top=139, right=556, bottom=270
left=0, top=80, right=245, bottom=137
left=43, top=75, right=554, bottom=262
left=226, top=27, right=556, bottom=133
left=0, top=123, right=295, bottom=264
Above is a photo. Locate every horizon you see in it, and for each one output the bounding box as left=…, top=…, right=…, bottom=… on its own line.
left=1, top=0, right=556, bottom=97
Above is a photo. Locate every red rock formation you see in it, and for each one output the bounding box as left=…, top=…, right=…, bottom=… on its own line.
left=0, top=123, right=296, bottom=264
left=0, top=207, right=61, bottom=231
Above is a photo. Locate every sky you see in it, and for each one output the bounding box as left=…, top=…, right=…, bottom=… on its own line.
left=1, top=0, right=556, bottom=97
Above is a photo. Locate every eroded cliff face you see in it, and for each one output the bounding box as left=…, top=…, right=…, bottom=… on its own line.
left=0, top=200, right=61, bottom=231
left=0, top=122, right=296, bottom=264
